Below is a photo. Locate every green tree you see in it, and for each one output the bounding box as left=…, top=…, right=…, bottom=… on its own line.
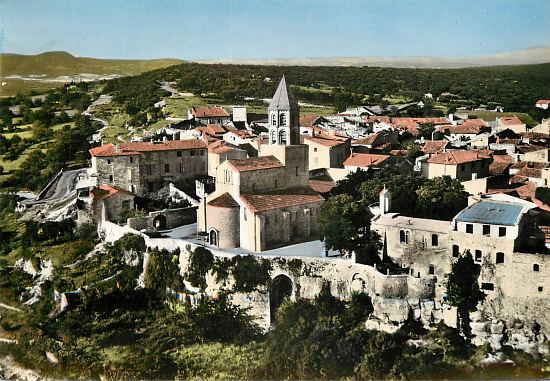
left=445, top=251, right=485, bottom=337
left=416, top=176, right=468, bottom=220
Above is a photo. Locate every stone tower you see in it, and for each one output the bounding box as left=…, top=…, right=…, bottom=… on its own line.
left=268, top=75, right=300, bottom=145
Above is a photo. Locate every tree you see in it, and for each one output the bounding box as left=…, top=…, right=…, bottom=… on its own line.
left=416, top=176, right=468, bottom=220
left=445, top=251, right=485, bottom=337
left=318, top=194, right=381, bottom=260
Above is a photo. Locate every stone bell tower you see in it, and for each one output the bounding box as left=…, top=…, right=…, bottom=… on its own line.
left=267, top=75, right=300, bottom=145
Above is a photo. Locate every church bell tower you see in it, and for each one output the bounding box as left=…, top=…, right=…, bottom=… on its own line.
left=268, top=75, right=300, bottom=145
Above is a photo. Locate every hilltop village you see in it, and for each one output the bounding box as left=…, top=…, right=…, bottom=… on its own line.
left=3, top=73, right=550, bottom=379
left=30, top=76, right=547, bottom=346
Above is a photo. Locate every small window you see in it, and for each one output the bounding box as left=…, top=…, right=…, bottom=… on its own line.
left=431, top=234, right=438, bottom=247
left=314, top=147, right=318, bottom=152
left=400, top=230, right=406, bottom=244
left=191, top=150, right=196, bottom=156
left=200, top=150, right=205, bottom=156
left=533, top=264, right=540, bottom=272
left=177, top=151, right=182, bottom=157
left=496, top=252, right=504, bottom=264
left=475, top=250, right=482, bottom=262
left=129, top=157, right=133, bottom=163
left=481, top=282, right=494, bottom=291
left=108, top=175, right=113, bottom=183
left=429, top=265, right=435, bottom=275
left=275, top=180, right=278, bottom=188
left=243, top=209, right=247, bottom=221
left=164, top=164, right=170, bottom=173
left=275, top=215, right=278, bottom=223
left=107, top=159, right=111, bottom=164
left=499, top=227, right=506, bottom=237
left=466, top=224, right=473, bottom=234
left=538, top=286, right=544, bottom=292
left=295, top=166, right=299, bottom=176
left=483, top=225, right=490, bottom=235
left=452, top=245, right=460, bottom=257
left=179, top=163, right=183, bottom=173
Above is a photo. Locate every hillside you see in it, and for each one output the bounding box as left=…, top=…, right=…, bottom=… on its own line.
left=0, top=51, right=184, bottom=96
left=0, top=51, right=183, bottom=77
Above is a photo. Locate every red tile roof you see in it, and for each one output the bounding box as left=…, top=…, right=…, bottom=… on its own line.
left=489, top=155, right=513, bottom=176
left=207, top=192, right=239, bottom=208
left=308, top=179, right=336, bottom=193
left=422, top=140, right=448, bottom=154
left=510, top=161, right=547, bottom=170
left=343, top=153, right=389, bottom=167
left=207, top=140, right=234, bottom=154
left=240, top=187, right=324, bottom=212
left=91, top=140, right=206, bottom=157
left=91, top=184, right=133, bottom=201
left=426, top=150, right=491, bottom=165
left=442, top=122, right=487, bottom=135
left=498, top=116, right=524, bottom=126
left=304, top=136, right=347, bottom=148
left=300, top=115, right=322, bottom=127
left=536, top=100, right=550, bottom=105
left=228, top=156, right=284, bottom=172
left=353, top=132, right=381, bottom=146
left=191, top=106, right=229, bottom=118
left=89, top=144, right=116, bottom=157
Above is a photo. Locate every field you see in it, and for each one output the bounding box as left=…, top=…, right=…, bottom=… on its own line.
left=465, top=111, right=537, bottom=126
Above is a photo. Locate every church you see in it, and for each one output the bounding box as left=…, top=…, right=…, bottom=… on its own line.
left=197, top=76, right=325, bottom=252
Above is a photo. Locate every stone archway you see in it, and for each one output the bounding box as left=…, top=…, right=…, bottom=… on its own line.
left=153, top=214, right=167, bottom=230
left=269, top=274, right=293, bottom=325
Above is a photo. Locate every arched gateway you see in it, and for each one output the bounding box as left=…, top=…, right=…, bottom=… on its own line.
left=269, top=274, right=293, bottom=325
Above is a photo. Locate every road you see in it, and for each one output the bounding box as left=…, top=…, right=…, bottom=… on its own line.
left=22, top=169, right=85, bottom=205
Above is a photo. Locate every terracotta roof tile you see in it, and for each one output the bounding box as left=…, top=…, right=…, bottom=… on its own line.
left=207, top=192, right=239, bottom=208
left=308, top=179, right=336, bottom=193
left=498, top=116, right=524, bottom=126
left=304, top=136, right=347, bottom=148
left=92, top=140, right=206, bottom=157
left=422, top=140, right=448, bottom=154
left=240, top=186, right=323, bottom=212
left=191, top=106, right=229, bottom=118
left=426, top=150, right=491, bottom=165
left=489, top=155, right=513, bottom=176
left=510, top=161, right=547, bottom=170
left=92, top=184, right=133, bottom=201
left=537, top=100, right=550, bottom=105
left=228, top=156, right=284, bottom=172
left=343, top=153, right=389, bottom=167
left=300, top=115, right=321, bottom=127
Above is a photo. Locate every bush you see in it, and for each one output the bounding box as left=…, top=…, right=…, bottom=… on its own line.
left=185, top=247, right=215, bottom=290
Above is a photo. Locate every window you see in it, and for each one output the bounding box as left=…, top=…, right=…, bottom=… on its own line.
left=313, top=147, right=318, bottom=152
left=164, top=164, right=170, bottom=173
left=499, top=227, right=506, bottom=237
left=129, top=157, right=133, bottom=163
left=452, top=245, right=460, bottom=257
left=431, top=234, right=438, bottom=247
left=466, top=224, right=473, bottom=234
left=280, top=113, right=287, bottom=126
left=179, top=163, right=183, bottom=173
left=107, top=159, right=111, bottom=164
left=295, top=166, right=299, bottom=176
left=177, top=151, right=182, bottom=157
left=481, top=282, right=494, bottom=291
left=243, top=209, right=247, bottom=221
left=533, top=264, right=540, bottom=272
left=200, top=150, right=204, bottom=156
left=475, top=250, right=482, bottom=262
left=191, top=150, right=196, bottom=157
left=108, top=175, right=113, bottom=183
left=538, top=286, right=544, bottom=292
left=271, top=113, right=276, bottom=126
left=275, top=180, right=278, bottom=188
left=275, top=215, right=278, bottom=223
left=496, top=252, right=504, bottom=264
left=483, top=225, right=490, bottom=235
left=429, top=265, right=435, bottom=275
left=399, top=230, right=410, bottom=244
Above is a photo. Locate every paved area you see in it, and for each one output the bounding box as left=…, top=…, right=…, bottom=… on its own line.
left=162, top=223, right=341, bottom=259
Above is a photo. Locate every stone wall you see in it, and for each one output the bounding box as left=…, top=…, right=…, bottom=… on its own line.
left=127, top=207, right=197, bottom=230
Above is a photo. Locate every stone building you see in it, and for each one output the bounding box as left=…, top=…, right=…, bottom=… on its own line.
left=421, top=150, right=491, bottom=181
left=197, top=77, right=325, bottom=252
left=188, top=106, right=231, bottom=125
left=90, top=140, right=207, bottom=196
left=303, top=135, right=350, bottom=170
left=91, top=184, right=135, bottom=223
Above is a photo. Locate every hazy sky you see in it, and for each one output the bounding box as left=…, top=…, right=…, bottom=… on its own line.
left=2, top=0, right=550, bottom=60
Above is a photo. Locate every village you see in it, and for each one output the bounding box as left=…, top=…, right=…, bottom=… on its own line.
left=10, top=74, right=547, bottom=358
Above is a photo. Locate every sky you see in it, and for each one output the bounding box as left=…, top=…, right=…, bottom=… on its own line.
left=2, top=0, right=550, bottom=60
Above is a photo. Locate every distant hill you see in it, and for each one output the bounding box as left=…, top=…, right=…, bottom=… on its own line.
left=0, top=51, right=184, bottom=77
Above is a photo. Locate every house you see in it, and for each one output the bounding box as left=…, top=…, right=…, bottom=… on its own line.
left=536, top=100, right=550, bottom=110
left=439, top=119, right=489, bottom=141
left=188, top=106, right=231, bottom=125
left=343, top=153, right=413, bottom=175
left=207, top=140, right=247, bottom=178
left=194, top=124, right=231, bottom=139
left=494, top=116, right=527, bottom=134
left=223, top=130, right=257, bottom=145
left=91, top=184, right=135, bottom=223
left=421, top=150, right=491, bottom=181
left=197, top=76, right=324, bottom=252
left=89, top=139, right=207, bottom=196
left=303, top=135, right=350, bottom=170
left=422, top=140, right=448, bottom=155
left=352, top=130, right=398, bottom=153
left=509, top=161, right=550, bottom=187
